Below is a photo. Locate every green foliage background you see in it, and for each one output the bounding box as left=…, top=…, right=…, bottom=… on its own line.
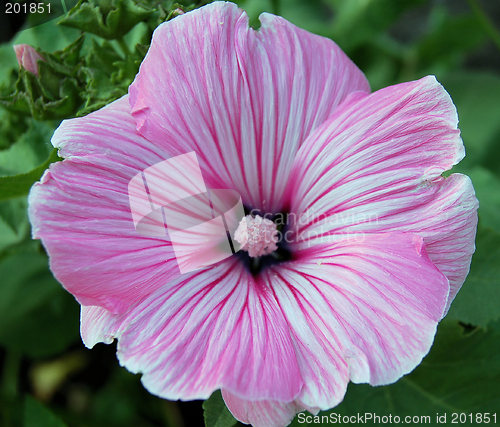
left=0, top=0, right=499, bottom=426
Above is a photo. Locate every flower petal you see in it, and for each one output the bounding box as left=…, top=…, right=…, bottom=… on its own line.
left=129, top=1, right=369, bottom=212
left=80, top=305, right=120, bottom=348
left=89, top=259, right=303, bottom=401
left=28, top=96, right=180, bottom=313
left=222, top=390, right=315, bottom=427
left=265, top=233, right=449, bottom=409
left=287, top=76, right=477, bottom=310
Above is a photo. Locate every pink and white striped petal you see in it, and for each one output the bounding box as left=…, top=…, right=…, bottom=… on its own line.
left=84, top=259, right=303, bottom=401
left=222, top=390, right=317, bottom=427
left=28, top=96, right=179, bottom=314
left=287, top=76, right=477, bottom=311
left=129, top=1, right=369, bottom=212
left=265, top=233, right=449, bottom=409
left=81, top=305, right=121, bottom=348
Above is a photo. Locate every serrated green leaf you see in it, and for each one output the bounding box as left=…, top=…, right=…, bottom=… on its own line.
left=291, top=321, right=500, bottom=425
left=0, top=148, right=60, bottom=201
left=77, top=38, right=137, bottom=115
left=203, top=390, right=238, bottom=427
left=60, top=0, right=152, bottom=39
left=447, top=227, right=500, bottom=328
left=0, top=38, right=85, bottom=120
left=24, top=395, right=66, bottom=427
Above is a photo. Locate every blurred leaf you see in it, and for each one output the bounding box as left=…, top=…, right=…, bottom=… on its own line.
left=0, top=119, right=54, bottom=176
left=467, top=167, right=500, bottom=231
left=30, top=353, right=87, bottom=402
left=0, top=148, right=60, bottom=201
left=60, top=364, right=170, bottom=427
left=0, top=197, right=27, bottom=235
left=275, top=0, right=334, bottom=35
left=448, top=227, right=500, bottom=328
left=21, top=0, right=80, bottom=29
left=59, top=0, right=152, bottom=39
left=292, top=321, right=500, bottom=425
left=0, top=44, right=18, bottom=86
left=0, top=197, right=29, bottom=251
left=328, top=0, right=426, bottom=50
left=0, top=109, right=28, bottom=151
left=235, top=0, right=273, bottom=29
left=416, top=13, right=486, bottom=71
left=12, top=20, right=80, bottom=53
left=24, top=395, right=66, bottom=427
left=441, top=71, right=500, bottom=171
left=203, top=390, right=238, bottom=427
left=0, top=244, right=79, bottom=358
left=0, top=393, right=23, bottom=427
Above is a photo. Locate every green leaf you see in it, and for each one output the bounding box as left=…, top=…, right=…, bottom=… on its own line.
left=20, top=0, right=80, bottom=29
left=12, top=19, right=80, bottom=53
left=0, top=44, right=18, bottom=87
left=291, top=321, right=500, bottom=425
left=441, top=71, right=500, bottom=172
left=77, top=38, right=142, bottom=115
left=447, top=227, right=500, bottom=328
left=59, top=0, right=152, bottom=39
left=0, top=393, right=23, bottom=427
left=24, top=395, right=66, bottom=427
left=0, top=148, right=60, bottom=201
left=416, top=12, right=486, bottom=71
left=235, top=0, right=273, bottom=30
left=0, top=38, right=85, bottom=120
left=0, top=109, right=28, bottom=151
left=0, top=243, right=79, bottom=358
left=0, top=119, right=54, bottom=177
left=203, top=390, right=238, bottom=427
left=467, top=167, right=500, bottom=232
left=0, top=197, right=30, bottom=251
left=87, top=368, right=171, bottom=426
left=328, top=0, right=426, bottom=51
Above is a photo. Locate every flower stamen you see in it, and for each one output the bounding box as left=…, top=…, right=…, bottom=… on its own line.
left=234, top=214, right=278, bottom=258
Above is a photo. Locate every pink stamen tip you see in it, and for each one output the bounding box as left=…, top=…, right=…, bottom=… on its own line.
left=234, top=214, right=279, bottom=258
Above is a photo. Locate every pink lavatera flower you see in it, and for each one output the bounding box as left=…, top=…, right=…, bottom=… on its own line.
left=28, top=2, right=478, bottom=426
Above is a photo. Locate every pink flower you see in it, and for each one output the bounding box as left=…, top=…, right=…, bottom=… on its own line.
left=13, top=44, right=45, bottom=75
left=28, top=2, right=478, bottom=426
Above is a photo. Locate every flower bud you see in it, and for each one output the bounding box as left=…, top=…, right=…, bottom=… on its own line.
left=13, top=44, right=45, bottom=76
